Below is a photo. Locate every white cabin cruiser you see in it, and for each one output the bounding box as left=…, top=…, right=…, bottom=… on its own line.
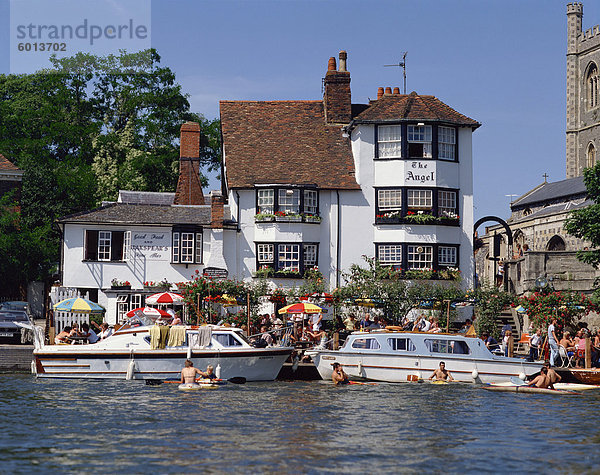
left=306, top=330, right=541, bottom=384
left=32, top=314, right=293, bottom=381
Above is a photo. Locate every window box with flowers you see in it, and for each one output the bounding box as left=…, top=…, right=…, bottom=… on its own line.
left=254, top=266, right=275, bottom=278
left=404, top=210, right=437, bottom=225
left=404, top=268, right=435, bottom=280
left=438, top=267, right=461, bottom=281
left=143, top=280, right=171, bottom=291
left=111, top=279, right=131, bottom=290
left=274, top=269, right=303, bottom=278
left=376, top=211, right=402, bottom=224
left=275, top=211, right=302, bottom=222
left=255, top=213, right=276, bottom=223
left=438, top=210, right=460, bottom=226
left=303, top=214, right=322, bottom=223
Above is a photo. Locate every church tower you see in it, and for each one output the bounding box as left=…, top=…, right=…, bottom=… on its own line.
left=566, top=2, right=600, bottom=178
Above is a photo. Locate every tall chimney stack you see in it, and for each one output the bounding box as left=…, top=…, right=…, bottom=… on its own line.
left=174, top=122, right=205, bottom=205
left=323, top=50, right=351, bottom=124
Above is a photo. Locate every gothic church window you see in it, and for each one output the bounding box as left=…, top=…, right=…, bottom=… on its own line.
left=587, top=143, right=596, bottom=168
left=587, top=63, right=599, bottom=109
left=547, top=235, right=566, bottom=251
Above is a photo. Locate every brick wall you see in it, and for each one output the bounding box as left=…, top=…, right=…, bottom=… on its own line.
left=174, top=122, right=205, bottom=205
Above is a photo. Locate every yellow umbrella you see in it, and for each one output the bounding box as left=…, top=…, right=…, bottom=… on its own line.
left=53, top=297, right=105, bottom=314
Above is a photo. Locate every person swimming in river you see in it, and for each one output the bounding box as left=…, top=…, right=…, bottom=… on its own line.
left=332, top=362, right=349, bottom=385
left=199, top=365, right=217, bottom=380
left=180, top=359, right=203, bottom=384
left=428, top=362, right=454, bottom=381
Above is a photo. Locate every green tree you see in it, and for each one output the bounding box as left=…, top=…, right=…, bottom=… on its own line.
left=564, top=162, right=600, bottom=268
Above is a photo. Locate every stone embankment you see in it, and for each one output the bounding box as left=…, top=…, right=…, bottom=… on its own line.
left=0, top=345, right=33, bottom=372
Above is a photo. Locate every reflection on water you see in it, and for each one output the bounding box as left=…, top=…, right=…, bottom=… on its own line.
left=0, top=374, right=599, bottom=473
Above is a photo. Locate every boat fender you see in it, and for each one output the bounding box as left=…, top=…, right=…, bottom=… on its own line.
left=126, top=359, right=135, bottom=380
left=215, top=363, right=222, bottom=379
left=519, top=372, right=526, bottom=381
left=357, top=362, right=363, bottom=375
left=471, top=369, right=479, bottom=379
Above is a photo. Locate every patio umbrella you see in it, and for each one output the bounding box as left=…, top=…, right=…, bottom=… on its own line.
left=278, top=302, right=323, bottom=314
left=53, top=297, right=105, bottom=314
left=515, top=305, right=527, bottom=313
left=145, top=292, right=185, bottom=305
left=125, top=307, right=171, bottom=318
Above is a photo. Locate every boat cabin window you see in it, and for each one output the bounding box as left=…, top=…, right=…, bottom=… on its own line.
left=351, top=338, right=380, bottom=350
left=213, top=333, right=243, bottom=347
left=387, top=337, right=416, bottom=351
left=424, top=339, right=470, bottom=355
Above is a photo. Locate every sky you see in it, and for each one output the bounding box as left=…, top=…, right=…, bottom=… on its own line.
left=1, top=0, right=599, bottom=225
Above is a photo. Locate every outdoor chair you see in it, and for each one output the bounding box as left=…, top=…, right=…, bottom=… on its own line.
left=558, top=344, right=574, bottom=367
left=515, top=333, right=530, bottom=353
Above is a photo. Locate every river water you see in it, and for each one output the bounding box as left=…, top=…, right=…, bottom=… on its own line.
left=1, top=374, right=599, bottom=474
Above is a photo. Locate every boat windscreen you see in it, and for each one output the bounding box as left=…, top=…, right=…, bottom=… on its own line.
left=115, top=314, right=157, bottom=332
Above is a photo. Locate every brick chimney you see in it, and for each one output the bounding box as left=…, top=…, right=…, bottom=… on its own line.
left=174, top=122, right=205, bottom=205
left=323, top=51, right=351, bottom=124
left=210, top=190, right=224, bottom=228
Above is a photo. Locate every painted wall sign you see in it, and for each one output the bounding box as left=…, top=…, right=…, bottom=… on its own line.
left=203, top=267, right=229, bottom=279
left=406, top=161, right=435, bottom=184
left=131, top=232, right=169, bottom=260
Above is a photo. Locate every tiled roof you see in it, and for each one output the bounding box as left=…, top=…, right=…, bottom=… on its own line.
left=118, top=190, right=175, bottom=205
left=509, top=198, right=592, bottom=224
left=354, top=91, right=480, bottom=127
left=0, top=154, right=23, bottom=173
left=220, top=101, right=359, bottom=190
left=511, top=176, right=587, bottom=209
left=58, top=203, right=212, bottom=226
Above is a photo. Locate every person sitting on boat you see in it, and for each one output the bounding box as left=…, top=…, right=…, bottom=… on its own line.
left=343, top=315, right=357, bottom=332
left=199, top=365, right=217, bottom=380
left=69, top=324, right=81, bottom=338
left=428, top=362, right=454, bottom=382
left=260, top=326, right=274, bottom=346
left=331, top=362, right=349, bottom=385
left=542, top=361, right=561, bottom=386
left=171, top=313, right=182, bottom=326
left=427, top=318, right=441, bottom=333
left=360, top=314, right=372, bottom=330
left=458, top=319, right=472, bottom=334
left=368, top=316, right=382, bottom=330
left=181, top=359, right=203, bottom=384
left=527, top=366, right=553, bottom=389
left=481, top=332, right=500, bottom=353
left=80, top=323, right=99, bottom=344
left=55, top=326, right=72, bottom=344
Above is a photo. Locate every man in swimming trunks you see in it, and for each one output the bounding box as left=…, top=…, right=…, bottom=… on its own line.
left=429, top=362, right=454, bottom=381
left=332, top=362, right=349, bottom=385
left=527, top=366, right=553, bottom=389
left=180, top=359, right=203, bottom=383
left=55, top=326, right=72, bottom=344
left=542, top=361, right=561, bottom=386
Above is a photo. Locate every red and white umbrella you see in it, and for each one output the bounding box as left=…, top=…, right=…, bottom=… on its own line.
left=145, top=292, right=185, bottom=305
left=126, top=307, right=171, bottom=318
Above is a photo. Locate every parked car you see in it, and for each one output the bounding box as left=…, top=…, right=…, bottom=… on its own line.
left=0, top=310, right=32, bottom=344
left=0, top=301, right=29, bottom=312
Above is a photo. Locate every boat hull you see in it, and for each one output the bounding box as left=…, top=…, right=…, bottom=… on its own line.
left=33, top=347, right=292, bottom=382
left=310, top=350, right=540, bottom=384
left=557, top=368, right=600, bottom=385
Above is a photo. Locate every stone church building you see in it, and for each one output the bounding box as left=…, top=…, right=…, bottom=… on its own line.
left=477, top=2, right=600, bottom=296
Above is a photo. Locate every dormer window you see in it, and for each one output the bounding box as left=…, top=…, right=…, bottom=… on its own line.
left=257, top=189, right=274, bottom=214
left=255, top=186, right=319, bottom=218
left=278, top=189, right=300, bottom=214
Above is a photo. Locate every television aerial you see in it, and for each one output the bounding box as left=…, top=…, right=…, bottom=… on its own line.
left=384, top=52, right=407, bottom=94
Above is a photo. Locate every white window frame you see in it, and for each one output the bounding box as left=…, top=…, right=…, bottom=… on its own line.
left=303, top=244, right=317, bottom=267
left=377, top=244, right=402, bottom=266
left=303, top=190, right=318, bottom=215
left=438, top=126, right=456, bottom=160
left=277, top=244, right=300, bottom=271
left=257, top=189, right=275, bottom=214
left=130, top=294, right=143, bottom=310
left=438, top=190, right=457, bottom=216
left=172, top=233, right=180, bottom=263
left=377, top=125, right=402, bottom=158
left=180, top=233, right=194, bottom=264
left=407, top=125, right=432, bottom=158
left=195, top=233, right=203, bottom=264
left=257, top=244, right=274, bottom=264
left=438, top=246, right=457, bottom=266
left=278, top=189, right=300, bottom=215
left=407, top=189, right=432, bottom=209
left=377, top=189, right=402, bottom=211
left=407, top=245, right=433, bottom=269
left=123, top=231, right=131, bottom=261
left=98, top=231, right=111, bottom=261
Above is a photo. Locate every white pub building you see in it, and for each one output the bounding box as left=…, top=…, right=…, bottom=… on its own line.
left=57, top=51, right=479, bottom=323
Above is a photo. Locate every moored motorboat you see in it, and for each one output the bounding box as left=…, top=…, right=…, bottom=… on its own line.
left=32, top=314, right=293, bottom=381
left=306, top=329, right=542, bottom=384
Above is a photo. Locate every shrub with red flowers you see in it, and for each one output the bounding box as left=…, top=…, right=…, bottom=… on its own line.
left=518, top=290, right=596, bottom=330
left=269, top=288, right=287, bottom=305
